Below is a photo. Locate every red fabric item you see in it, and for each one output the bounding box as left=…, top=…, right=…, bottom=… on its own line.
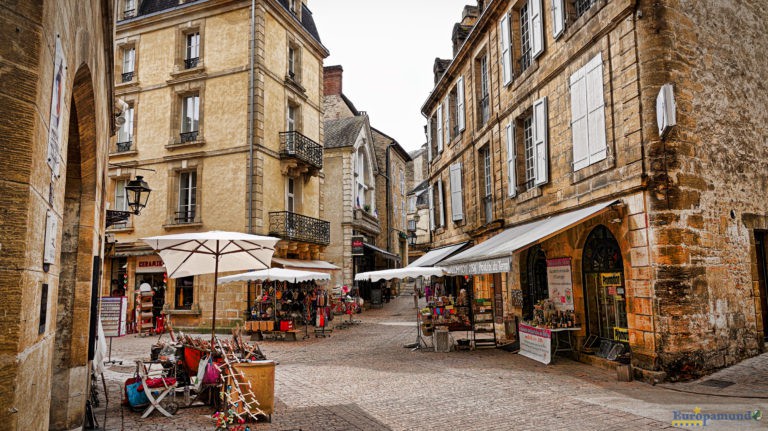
left=280, top=320, right=293, bottom=331
left=154, top=316, right=165, bottom=334
left=138, top=377, right=177, bottom=391
left=183, top=347, right=202, bottom=376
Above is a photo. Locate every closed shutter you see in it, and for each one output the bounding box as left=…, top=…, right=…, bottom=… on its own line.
left=457, top=76, right=466, bottom=132
left=552, top=0, right=565, bottom=38
left=428, top=184, right=435, bottom=230
left=437, top=180, right=445, bottom=227
left=570, top=63, right=589, bottom=171
left=506, top=122, right=517, bottom=197
left=500, top=14, right=512, bottom=85
left=533, top=97, right=548, bottom=186
left=530, top=0, right=544, bottom=58
left=436, top=104, right=444, bottom=153
left=585, top=53, right=607, bottom=164
left=450, top=163, right=464, bottom=221
left=444, top=98, right=451, bottom=144
left=427, top=117, right=433, bottom=162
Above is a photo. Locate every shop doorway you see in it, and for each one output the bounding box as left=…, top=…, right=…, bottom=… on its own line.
left=754, top=231, right=768, bottom=341
left=582, top=225, right=628, bottom=343
left=137, top=273, right=167, bottom=325
left=522, top=245, right=549, bottom=320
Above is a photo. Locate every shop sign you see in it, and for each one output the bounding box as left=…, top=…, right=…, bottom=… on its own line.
left=445, top=257, right=510, bottom=275
left=600, top=272, right=622, bottom=287
left=519, top=323, right=551, bottom=364
left=546, top=258, right=574, bottom=311
left=136, top=256, right=166, bottom=273
left=351, top=236, right=365, bottom=256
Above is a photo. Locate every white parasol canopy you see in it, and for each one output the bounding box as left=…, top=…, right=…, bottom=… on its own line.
left=218, top=268, right=330, bottom=284
left=141, top=231, right=279, bottom=340
left=354, top=266, right=447, bottom=282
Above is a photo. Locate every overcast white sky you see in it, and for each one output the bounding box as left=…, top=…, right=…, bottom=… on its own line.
left=310, top=0, right=473, bottom=153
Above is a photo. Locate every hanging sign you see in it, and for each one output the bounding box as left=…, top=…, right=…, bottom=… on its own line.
left=601, top=272, right=622, bottom=286
left=518, top=323, right=551, bottom=364
left=546, top=258, right=574, bottom=311
left=136, top=255, right=166, bottom=273
left=351, top=236, right=365, bottom=256
left=43, top=210, right=58, bottom=265
left=47, top=37, right=67, bottom=177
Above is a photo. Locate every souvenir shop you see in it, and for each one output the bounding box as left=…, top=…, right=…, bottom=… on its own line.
left=246, top=280, right=333, bottom=340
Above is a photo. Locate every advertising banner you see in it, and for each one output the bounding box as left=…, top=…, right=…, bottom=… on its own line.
left=518, top=323, right=551, bottom=364
left=546, top=257, right=574, bottom=311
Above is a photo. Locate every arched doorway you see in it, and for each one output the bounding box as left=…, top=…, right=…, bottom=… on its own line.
left=49, top=65, right=99, bottom=430
left=522, top=245, right=548, bottom=320
left=582, top=225, right=628, bottom=343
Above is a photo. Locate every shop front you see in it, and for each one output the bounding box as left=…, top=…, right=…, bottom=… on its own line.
left=442, top=199, right=636, bottom=368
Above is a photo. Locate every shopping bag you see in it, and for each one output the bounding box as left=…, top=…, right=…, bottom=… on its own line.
left=203, top=358, right=220, bottom=385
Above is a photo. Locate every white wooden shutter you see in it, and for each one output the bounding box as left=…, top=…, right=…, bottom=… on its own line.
left=444, top=98, right=451, bottom=143
left=570, top=64, right=589, bottom=171
left=530, top=0, right=544, bottom=58
left=450, top=163, right=464, bottom=221
left=437, top=180, right=445, bottom=227
left=457, top=76, right=466, bottom=132
left=500, top=14, right=512, bottom=85
left=428, top=184, right=435, bottom=230
left=533, top=96, right=548, bottom=186
left=585, top=53, right=607, bottom=164
left=506, top=122, right=517, bottom=197
left=552, top=0, right=565, bottom=38
left=427, top=118, right=433, bottom=162
left=436, top=104, right=444, bottom=153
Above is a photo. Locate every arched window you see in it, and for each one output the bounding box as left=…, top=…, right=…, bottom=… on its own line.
left=582, top=225, right=628, bottom=343
left=522, top=245, right=548, bottom=319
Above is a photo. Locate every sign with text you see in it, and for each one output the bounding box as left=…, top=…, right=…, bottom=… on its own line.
left=445, top=257, right=511, bottom=276
left=351, top=236, right=365, bottom=256
left=518, top=323, right=551, bottom=364
left=135, top=255, right=166, bottom=273
left=100, top=296, right=127, bottom=337
left=546, top=258, right=574, bottom=311
left=600, top=272, right=622, bottom=286
left=47, top=37, right=66, bottom=177
left=43, top=210, right=58, bottom=265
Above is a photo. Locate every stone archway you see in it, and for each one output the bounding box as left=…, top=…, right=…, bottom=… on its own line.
left=49, top=65, right=99, bottom=431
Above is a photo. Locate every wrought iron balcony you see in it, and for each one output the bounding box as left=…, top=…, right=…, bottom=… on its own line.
left=123, top=9, right=135, bottom=19
left=279, top=131, right=323, bottom=170
left=121, top=71, right=134, bottom=83
left=115, top=140, right=133, bottom=153
left=269, top=211, right=330, bottom=246
left=180, top=131, right=199, bottom=143
left=175, top=210, right=196, bottom=224
left=185, top=57, right=199, bottom=69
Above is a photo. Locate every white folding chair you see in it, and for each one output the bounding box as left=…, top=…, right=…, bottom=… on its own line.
left=136, top=360, right=178, bottom=418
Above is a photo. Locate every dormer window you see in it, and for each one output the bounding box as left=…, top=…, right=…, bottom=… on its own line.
left=124, top=0, right=136, bottom=19
left=288, top=46, right=296, bottom=79
left=289, top=0, right=297, bottom=13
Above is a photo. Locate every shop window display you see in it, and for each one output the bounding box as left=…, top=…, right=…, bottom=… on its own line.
left=582, top=225, right=628, bottom=343
left=175, top=276, right=194, bottom=310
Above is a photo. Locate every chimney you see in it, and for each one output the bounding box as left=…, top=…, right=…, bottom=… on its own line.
left=433, top=58, right=452, bottom=85
left=324, top=65, right=343, bottom=96
left=452, top=23, right=473, bottom=56
left=461, top=5, right=479, bottom=26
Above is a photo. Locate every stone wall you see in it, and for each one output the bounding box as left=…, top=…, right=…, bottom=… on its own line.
left=637, top=0, right=768, bottom=378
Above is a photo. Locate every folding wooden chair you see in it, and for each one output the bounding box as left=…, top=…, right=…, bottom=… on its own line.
left=135, top=360, right=178, bottom=418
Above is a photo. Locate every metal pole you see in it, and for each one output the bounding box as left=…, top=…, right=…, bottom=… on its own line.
left=211, top=240, right=220, bottom=345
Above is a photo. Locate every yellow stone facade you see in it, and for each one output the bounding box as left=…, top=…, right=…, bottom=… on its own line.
left=107, top=0, right=328, bottom=332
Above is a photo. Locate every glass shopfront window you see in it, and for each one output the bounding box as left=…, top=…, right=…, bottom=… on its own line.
left=582, top=225, right=628, bottom=343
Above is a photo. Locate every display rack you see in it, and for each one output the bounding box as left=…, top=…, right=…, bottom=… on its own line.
left=472, top=298, right=496, bottom=348
left=137, top=290, right=154, bottom=336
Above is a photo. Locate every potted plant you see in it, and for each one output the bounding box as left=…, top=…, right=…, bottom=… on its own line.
left=363, top=204, right=371, bottom=213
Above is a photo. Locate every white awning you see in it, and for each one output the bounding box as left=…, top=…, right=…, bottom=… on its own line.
left=355, top=266, right=447, bottom=282
left=407, top=242, right=470, bottom=267
left=271, top=257, right=340, bottom=271
left=442, top=200, right=620, bottom=275
left=218, top=268, right=331, bottom=284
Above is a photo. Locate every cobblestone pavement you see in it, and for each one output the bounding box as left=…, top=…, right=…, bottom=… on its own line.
left=94, top=296, right=768, bottom=430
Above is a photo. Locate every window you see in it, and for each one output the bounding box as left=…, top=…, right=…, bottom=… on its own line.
left=523, top=114, right=536, bottom=190
left=436, top=104, right=444, bottom=153
left=408, top=195, right=417, bottom=213
left=286, top=177, right=295, bottom=212
left=185, top=32, right=200, bottom=69
left=520, top=3, right=532, bottom=72
left=518, top=0, right=544, bottom=73
left=175, top=276, right=194, bottom=310
left=408, top=218, right=417, bottom=231
left=449, top=162, right=464, bottom=221
left=574, top=0, right=598, bottom=18
left=122, top=47, right=135, bottom=83
left=506, top=122, right=517, bottom=197
left=287, top=43, right=302, bottom=82
left=177, top=171, right=197, bottom=223
left=437, top=180, right=445, bottom=227
left=288, top=0, right=297, bottom=13
left=180, top=94, right=199, bottom=142
left=456, top=77, right=466, bottom=132
left=114, top=179, right=128, bottom=210
left=570, top=53, right=606, bottom=171
left=428, top=185, right=435, bottom=230
left=402, top=201, right=407, bottom=230
left=481, top=146, right=492, bottom=223
left=400, top=169, right=405, bottom=195
left=508, top=97, right=549, bottom=195
left=478, top=54, right=490, bottom=126
left=552, top=0, right=566, bottom=38
left=447, top=80, right=463, bottom=139
left=39, top=283, right=48, bottom=334
left=124, top=0, right=136, bottom=18
left=287, top=104, right=296, bottom=132
left=116, top=105, right=134, bottom=151
left=288, top=46, right=296, bottom=78
left=500, top=14, right=512, bottom=85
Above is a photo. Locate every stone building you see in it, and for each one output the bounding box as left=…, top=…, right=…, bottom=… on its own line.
left=106, top=0, right=332, bottom=331
left=322, top=65, right=405, bottom=294
left=423, top=0, right=768, bottom=380
left=406, top=145, right=432, bottom=262
left=0, top=1, right=115, bottom=429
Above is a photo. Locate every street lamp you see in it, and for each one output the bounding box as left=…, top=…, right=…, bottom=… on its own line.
left=125, top=175, right=151, bottom=215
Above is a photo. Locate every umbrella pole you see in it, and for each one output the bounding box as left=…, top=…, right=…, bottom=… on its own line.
left=211, top=247, right=220, bottom=346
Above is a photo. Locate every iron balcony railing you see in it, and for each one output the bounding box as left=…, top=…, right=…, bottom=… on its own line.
left=279, top=131, right=323, bottom=170
left=175, top=210, right=196, bottom=224
left=269, top=211, right=330, bottom=246
left=121, top=71, right=134, bottom=83
left=115, top=140, right=133, bottom=153
left=185, top=57, right=199, bottom=69
left=180, top=131, right=199, bottom=143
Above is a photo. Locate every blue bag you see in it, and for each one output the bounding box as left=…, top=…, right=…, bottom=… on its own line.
left=126, top=382, right=149, bottom=407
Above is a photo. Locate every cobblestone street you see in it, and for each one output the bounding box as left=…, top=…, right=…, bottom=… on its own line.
left=95, top=296, right=768, bottom=431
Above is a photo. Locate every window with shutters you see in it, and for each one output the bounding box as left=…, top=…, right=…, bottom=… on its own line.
left=427, top=115, right=438, bottom=162
left=437, top=104, right=444, bottom=153
left=508, top=97, right=549, bottom=196
left=513, top=0, right=544, bottom=75
left=552, top=0, right=566, bottom=38
left=500, top=14, right=513, bottom=86
left=520, top=3, right=532, bottom=72
left=448, top=87, right=458, bottom=140
left=523, top=114, right=536, bottom=190
left=435, top=180, right=445, bottom=227
left=480, top=146, right=493, bottom=224
left=570, top=53, right=607, bottom=171
left=449, top=163, right=464, bottom=221
left=476, top=53, right=490, bottom=127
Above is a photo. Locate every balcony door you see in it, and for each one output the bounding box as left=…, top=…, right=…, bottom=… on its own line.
left=286, top=178, right=298, bottom=237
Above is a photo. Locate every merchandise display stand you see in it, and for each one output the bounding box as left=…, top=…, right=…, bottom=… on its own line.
left=137, top=291, right=154, bottom=337
left=409, top=308, right=432, bottom=351
left=472, top=298, right=496, bottom=348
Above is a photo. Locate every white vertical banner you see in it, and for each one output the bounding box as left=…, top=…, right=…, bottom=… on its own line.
left=44, top=210, right=58, bottom=265
left=47, top=37, right=67, bottom=177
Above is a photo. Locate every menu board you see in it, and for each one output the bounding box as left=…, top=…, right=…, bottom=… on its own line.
left=100, top=296, right=127, bottom=337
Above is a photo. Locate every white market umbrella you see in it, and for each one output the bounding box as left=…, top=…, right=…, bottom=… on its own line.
left=141, top=231, right=279, bottom=340
left=354, top=266, right=447, bottom=282
left=218, top=268, right=330, bottom=284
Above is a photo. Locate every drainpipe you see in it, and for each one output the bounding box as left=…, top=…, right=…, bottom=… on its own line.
left=247, top=0, right=255, bottom=233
